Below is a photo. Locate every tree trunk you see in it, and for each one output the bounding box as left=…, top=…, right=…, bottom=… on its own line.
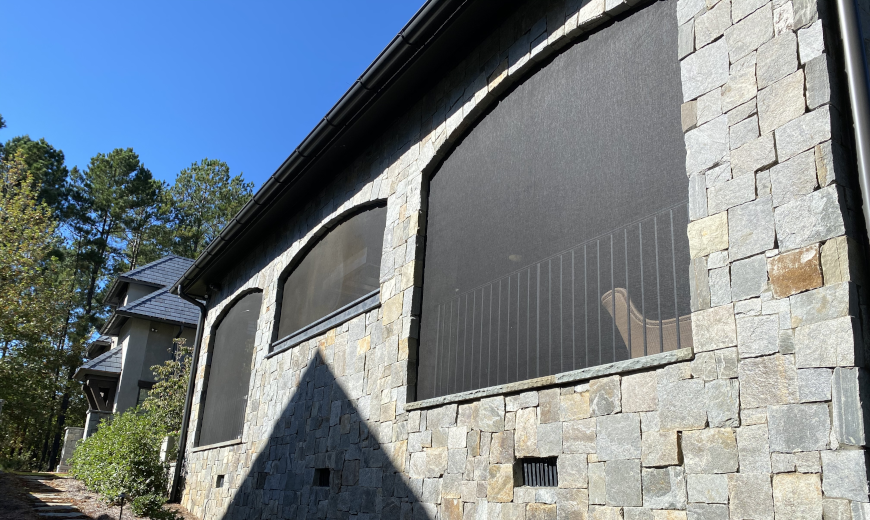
left=47, top=384, right=70, bottom=471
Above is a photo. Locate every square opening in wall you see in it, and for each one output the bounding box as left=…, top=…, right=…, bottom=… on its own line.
left=516, top=457, right=558, bottom=487
left=313, top=468, right=330, bottom=487
left=215, top=475, right=225, bottom=488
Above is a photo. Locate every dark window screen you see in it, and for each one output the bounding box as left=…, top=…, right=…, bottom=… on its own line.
left=417, top=0, right=692, bottom=401
left=198, top=291, right=262, bottom=446
left=276, top=205, right=386, bottom=340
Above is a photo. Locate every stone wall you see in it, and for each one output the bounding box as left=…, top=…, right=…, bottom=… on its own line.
left=179, top=0, right=870, bottom=517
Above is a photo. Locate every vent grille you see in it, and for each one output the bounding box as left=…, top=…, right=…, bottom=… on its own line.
left=313, top=468, right=330, bottom=487
left=520, top=458, right=558, bottom=487
left=215, top=475, right=225, bottom=488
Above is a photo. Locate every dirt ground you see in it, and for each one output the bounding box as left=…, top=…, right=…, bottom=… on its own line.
left=0, top=472, right=197, bottom=520
left=0, top=471, right=37, bottom=520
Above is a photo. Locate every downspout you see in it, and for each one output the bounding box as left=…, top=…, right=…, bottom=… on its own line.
left=835, top=0, right=870, bottom=243
left=170, top=284, right=207, bottom=503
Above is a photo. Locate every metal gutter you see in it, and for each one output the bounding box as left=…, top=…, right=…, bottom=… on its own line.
left=835, top=0, right=870, bottom=244
left=170, top=284, right=207, bottom=503
left=171, top=0, right=471, bottom=298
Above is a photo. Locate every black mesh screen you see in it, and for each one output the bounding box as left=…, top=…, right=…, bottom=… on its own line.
left=276, top=205, right=387, bottom=340
left=198, top=291, right=262, bottom=446
left=417, top=0, right=691, bottom=401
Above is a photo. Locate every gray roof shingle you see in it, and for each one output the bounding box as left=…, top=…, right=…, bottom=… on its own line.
left=75, top=347, right=123, bottom=378
left=117, top=286, right=201, bottom=327
left=121, top=255, right=194, bottom=288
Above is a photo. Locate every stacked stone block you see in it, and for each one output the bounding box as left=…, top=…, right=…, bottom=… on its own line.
left=178, top=0, right=870, bottom=516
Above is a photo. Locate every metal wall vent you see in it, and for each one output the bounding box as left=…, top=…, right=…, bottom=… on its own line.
left=313, top=468, right=330, bottom=487
left=519, top=457, right=558, bottom=487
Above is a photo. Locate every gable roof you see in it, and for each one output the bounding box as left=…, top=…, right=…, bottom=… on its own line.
left=74, top=346, right=122, bottom=380
left=102, top=285, right=201, bottom=335
left=104, top=255, right=195, bottom=305
left=171, top=0, right=511, bottom=298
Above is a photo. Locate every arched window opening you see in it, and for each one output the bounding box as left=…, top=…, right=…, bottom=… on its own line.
left=197, top=291, right=262, bottom=446
left=274, top=205, right=387, bottom=345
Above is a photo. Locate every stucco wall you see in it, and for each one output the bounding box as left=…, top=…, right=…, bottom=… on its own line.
left=180, top=0, right=870, bottom=518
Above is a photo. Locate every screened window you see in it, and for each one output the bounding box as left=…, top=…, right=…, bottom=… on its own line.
left=198, top=291, right=262, bottom=446
left=275, top=205, right=386, bottom=341
left=417, top=0, right=692, bottom=401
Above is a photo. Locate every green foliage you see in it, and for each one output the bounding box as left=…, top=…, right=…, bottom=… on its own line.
left=132, top=493, right=179, bottom=519
left=161, top=158, right=253, bottom=258
left=0, top=136, right=69, bottom=217
left=69, top=409, right=173, bottom=517
left=142, top=339, right=192, bottom=435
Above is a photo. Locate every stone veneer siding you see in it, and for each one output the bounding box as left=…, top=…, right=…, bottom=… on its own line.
left=180, top=0, right=870, bottom=517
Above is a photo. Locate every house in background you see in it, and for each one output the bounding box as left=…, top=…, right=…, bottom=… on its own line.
left=73, top=255, right=199, bottom=439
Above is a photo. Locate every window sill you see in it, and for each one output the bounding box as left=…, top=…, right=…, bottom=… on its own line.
left=191, top=438, right=243, bottom=453
left=266, top=290, right=381, bottom=359
left=405, top=347, right=693, bottom=411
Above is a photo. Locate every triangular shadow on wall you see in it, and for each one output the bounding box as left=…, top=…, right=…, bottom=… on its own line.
left=198, top=349, right=429, bottom=520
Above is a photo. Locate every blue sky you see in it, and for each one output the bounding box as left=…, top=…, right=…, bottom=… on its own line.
left=1, top=1, right=423, bottom=188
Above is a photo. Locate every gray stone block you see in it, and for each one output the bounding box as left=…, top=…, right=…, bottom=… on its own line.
left=688, top=503, right=729, bottom=520
left=731, top=133, right=777, bottom=177
left=705, top=378, right=740, bottom=428
left=790, top=284, right=852, bottom=329
left=597, top=413, right=641, bottom=460
left=689, top=173, right=708, bottom=221
left=621, top=371, right=657, bottom=413
left=798, top=20, right=824, bottom=63
left=685, top=115, right=730, bottom=175
left=643, top=466, right=687, bottom=509
left=677, top=0, right=706, bottom=24
left=758, top=70, right=806, bottom=135
left=729, top=197, right=776, bottom=260
left=773, top=473, right=823, bottom=520
left=679, top=20, right=696, bottom=60
left=537, top=423, right=562, bottom=457
left=682, top=40, right=730, bottom=103
left=736, top=315, right=779, bottom=358
left=715, top=347, right=739, bottom=378
left=728, top=473, right=774, bottom=520
left=683, top=428, right=739, bottom=474
left=539, top=388, right=561, bottom=424
left=692, top=304, right=737, bottom=353
left=739, top=354, right=799, bottom=408
left=709, top=267, right=733, bottom=307
left=770, top=149, right=818, bottom=208
left=771, top=452, right=796, bottom=473
left=590, top=376, right=621, bottom=417
left=723, top=54, right=758, bottom=112
left=687, top=473, right=729, bottom=503
left=589, top=462, right=606, bottom=505
left=822, top=450, right=870, bottom=502
left=774, top=106, right=832, bottom=161
left=823, top=498, right=853, bottom=520
left=605, top=459, right=642, bottom=506
left=775, top=186, right=845, bottom=252
left=624, top=507, right=653, bottom=520
left=563, top=418, right=596, bottom=454
left=768, top=403, right=830, bottom=452
left=795, top=450, right=821, bottom=473
left=698, top=88, right=724, bottom=127
left=832, top=367, right=868, bottom=447
left=691, top=256, right=712, bottom=312
left=477, top=396, right=505, bottom=432
left=756, top=32, right=799, bottom=89
left=805, top=54, right=832, bottom=111
left=725, top=3, right=773, bottom=62
left=558, top=453, right=588, bottom=489
left=695, top=0, right=731, bottom=48
left=798, top=368, right=833, bottom=402
left=737, top=424, right=771, bottom=473
left=732, top=0, right=767, bottom=21
left=730, top=115, right=760, bottom=150
left=691, top=351, right=719, bottom=381
left=506, top=391, right=539, bottom=411
left=659, top=378, right=708, bottom=431
left=708, top=173, right=755, bottom=215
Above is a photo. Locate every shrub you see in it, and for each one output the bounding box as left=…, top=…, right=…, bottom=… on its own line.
left=69, top=408, right=168, bottom=503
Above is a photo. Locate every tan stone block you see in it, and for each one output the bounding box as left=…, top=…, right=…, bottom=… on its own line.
left=652, top=512, right=688, bottom=520
left=381, top=401, right=397, bottom=423
left=642, top=430, right=681, bottom=467
left=443, top=498, right=463, bottom=520
left=821, top=235, right=865, bottom=286
left=488, top=464, right=515, bottom=502
left=515, top=407, right=539, bottom=457
left=682, top=101, right=698, bottom=132
left=383, top=293, right=404, bottom=324
left=773, top=473, right=822, bottom=520
left=401, top=260, right=422, bottom=290
left=326, top=328, right=336, bottom=346
left=358, top=336, right=371, bottom=355
left=589, top=506, right=622, bottom=520
left=540, top=388, right=562, bottom=423
left=687, top=212, right=729, bottom=258
left=527, top=503, right=557, bottom=520
left=561, top=391, right=591, bottom=421
left=767, top=245, right=822, bottom=298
